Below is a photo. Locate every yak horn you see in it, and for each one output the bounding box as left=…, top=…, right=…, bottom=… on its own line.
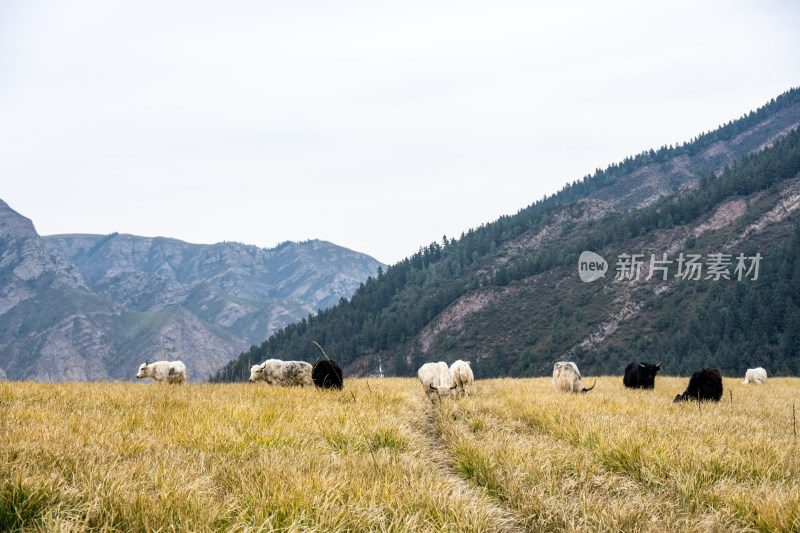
left=145, top=360, right=148, bottom=366
left=450, top=384, right=457, bottom=389
left=656, top=361, right=663, bottom=368
left=582, top=380, right=597, bottom=392
left=638, top=362, right=645, bottom=368
left=429, top=384, right=436, bottom=390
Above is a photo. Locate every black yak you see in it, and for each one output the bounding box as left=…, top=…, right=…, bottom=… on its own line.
left=623, top=361, right=662, bottom=389
left=673, top=368, right=723, bottom=403
left=312, top=360, right=344, bottom=389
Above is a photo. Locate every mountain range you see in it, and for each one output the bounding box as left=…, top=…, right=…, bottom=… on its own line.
left=0, top=210, right=384, bottom=382
left=215, top=88, right=800, bottom=381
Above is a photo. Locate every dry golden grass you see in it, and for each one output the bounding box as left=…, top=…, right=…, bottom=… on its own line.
left=1, top=376, right=798, bottom=532
left=435, top=377, right=800, bottom=533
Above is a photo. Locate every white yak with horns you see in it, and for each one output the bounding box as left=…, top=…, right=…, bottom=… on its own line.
left=418, top=362, right=457, bottom=402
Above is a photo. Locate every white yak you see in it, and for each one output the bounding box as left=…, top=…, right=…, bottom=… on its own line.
left=552, top=361, right=595, bottom=394
left=249, top=359, right=314, bottom=387
left=449, top=360, right=474, bottom=398
left=136, top=360, right=186, bottom=384
left=742, top=367, right=767, bottom=384
left=418, top=362, right=456, bottom=402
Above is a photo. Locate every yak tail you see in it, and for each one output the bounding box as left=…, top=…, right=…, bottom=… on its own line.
left=312, top=340, right=331, bottom=369
left=582, top=379, right=597, bottom=393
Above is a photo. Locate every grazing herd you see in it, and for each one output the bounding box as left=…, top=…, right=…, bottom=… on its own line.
left=415, top=358, right=762, bottom=403
left=134, top=353, right=768, bottom=407
left=415, top=360, right=476, bottom=402
left=135, top=356, right=345, bottom=390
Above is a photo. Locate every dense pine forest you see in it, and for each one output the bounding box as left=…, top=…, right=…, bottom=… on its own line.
left=211, top=89, right=800, bottom=382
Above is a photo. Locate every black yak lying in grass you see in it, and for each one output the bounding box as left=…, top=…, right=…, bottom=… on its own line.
left=673, top=368, right=723, bottom=403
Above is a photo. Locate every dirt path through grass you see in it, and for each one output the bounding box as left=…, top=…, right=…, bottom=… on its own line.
left=412, top=397, right=530, bottom=533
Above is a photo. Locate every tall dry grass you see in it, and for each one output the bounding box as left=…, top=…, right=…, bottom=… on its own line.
left=435, top=376, right=800, bottom=532
left=1, top=376, right=798, bottom=531
left=0, top=379, right=515, bottom=532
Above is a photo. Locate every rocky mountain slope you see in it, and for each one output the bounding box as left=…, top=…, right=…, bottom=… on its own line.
left=0, top=204, right=384, bottom=382
left=44, top=234, right=383, bottom=343
left=586, top=102, right=800, bottom=211
left=215, top=88, right=800, bottom=381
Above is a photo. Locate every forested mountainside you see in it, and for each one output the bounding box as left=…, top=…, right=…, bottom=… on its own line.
left=0, top=210, right=383, bottom=382
left=213, top=88, right=800, bottom=382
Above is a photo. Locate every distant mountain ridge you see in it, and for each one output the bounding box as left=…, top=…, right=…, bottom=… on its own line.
left=214, top=88, right=800, bottom=382
left=0, top=206, right=384, bottom=382
left=44, top=234, right=378, bottom=313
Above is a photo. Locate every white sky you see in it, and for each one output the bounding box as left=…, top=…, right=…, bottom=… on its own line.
left=1, top=1, right=798, bottom=265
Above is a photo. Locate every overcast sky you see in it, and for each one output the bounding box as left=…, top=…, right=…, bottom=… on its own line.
left=1, top=1, right=798, bottom=265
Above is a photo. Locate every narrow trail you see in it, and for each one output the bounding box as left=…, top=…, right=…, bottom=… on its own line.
left=412, top=399, right=530, bottom=533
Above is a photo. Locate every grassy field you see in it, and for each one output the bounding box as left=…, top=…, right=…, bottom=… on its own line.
left=1, top=377, right=799, bottom=532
